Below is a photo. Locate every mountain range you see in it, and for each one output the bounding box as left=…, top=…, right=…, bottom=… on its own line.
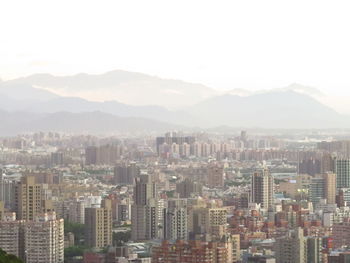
left=0, top=70, right=349, bottom=135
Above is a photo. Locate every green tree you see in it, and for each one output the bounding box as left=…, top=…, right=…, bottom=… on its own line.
left=64, top=246, right=88, bottom=261
left=64, top=221, right=85, bottom=245
left=113, top=231, right=131, bottom=246
left=0, top=248, right=23, bottom=263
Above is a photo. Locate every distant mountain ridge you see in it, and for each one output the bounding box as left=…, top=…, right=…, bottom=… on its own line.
left=188, top=90, right=346, bottom=128
left=5, top=70, right=217, bottom=109
left=0, top=70, right=349, bottom=133
left=0, top=110, right=182, bottom=136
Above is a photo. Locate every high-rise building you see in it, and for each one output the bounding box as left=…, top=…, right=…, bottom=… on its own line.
left=156, top=132, right=195, bottom=155
left=0, top=215, right=23, bottom=259
left=85, top=145, right=122, bottom=165
left=50, top=152, right=64, bottom=166
left=163, top=198, right=188, bottom=240
left=208, top=164, right=224, bottom=188
left=0, top=201, right=3, bottom=220
left=68, top=199, right=85, bottom=224
left=131, top=173, right=159, bottom=241
left=310, top=177, right=325, bottom=204
left=190, top=207, right=227, bottom=239
left=224, top=234, right=241, bottom=263
left=275, top=228, right=307, bottom=263
left=0, top=171, right=15, bottom=209
left=0, top=211, right=64, bottom=263
left=114, top=162, right=140, bottom=185
left=116, top=201, right=131, bottom=223
left=324, top=172, right=336, bottom=204
left=251, top=169, right=274, bottom=209
left=307, top=237, right=323, bottom=263
left=310, top=173, right=336, bottom=205
left=85, top=146, right=98, bottom=165
left=336, top=188, right=350, bottom=207
left=335, top=158, right=350, bottom=189
left=298, top=158, right=321, bottom=176
left=176, top=178, right=202, bottom=198
left=98, top=144, right=122, bottom=165
left=85, top=199, right=112, bottom=249
left=14, top=176, right=50, bottom=221
left=321, top=153, right=335, bottom=173
left=332, top=217, right=350, bottom=248
left=24, top=212, right=64, bottom=263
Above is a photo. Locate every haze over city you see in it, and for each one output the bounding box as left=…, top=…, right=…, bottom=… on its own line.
left=2, top=1, right=350, bottom=263
left=2, top=0, right=350, bottom=113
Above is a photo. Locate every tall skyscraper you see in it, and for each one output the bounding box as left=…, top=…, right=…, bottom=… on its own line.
left=114, top=162, right=140, bottom=185
left=0, top=170, right=15, bottom=209
left=208, top=164, right=224, bottom=188
left=131, top=173, right=158, bottom=241
left=307, top=237, right=323, bottom=263
left=176, top=178, right=202, bottom=198
left=0, top=217, right=23, bottom=260
left=321, top=153, right=335, bottom=173
left=85, top=146, right=98, bottom=165
left=85, top=199, right=112, bottom=249
left=190, top=207, right=227, bottom=239
left=85, top=144, right=122, bottom=165
left=275, top=228, right=307, bottom=263
left=0, top=211, right=64, bottom=263
left=332, top=218, right=350, bottom=249
left=310, top=177, right=325, bottom=204
left=163, top=198, right=188, bottom=240
left=24, top=212, right=64, bottom=263
left=324, top=172, right=336, bottom=204
left=251, top=169, right=274, bottom=209
left=335, top=158, right=350, bottom=189
left=298, top=158, right=321, bottom=176
left=14, top=176, right=49, bottom=221
left=309, top=173, right=336, bottom=205
left=68, top=199, right=85, bottom=224
left=0, top=201, right=3, bottom=220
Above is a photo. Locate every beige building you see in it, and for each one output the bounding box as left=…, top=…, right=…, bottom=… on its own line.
left=251, top=169, right=274, bottom=209
left=324, top=172, right=336, bottom=204
left=85, top=199, right=112, bottom=248
left=24, top=212, right=64, bottom=263
left=190, top=206, right=227, bottom=239
left=0, top=217, right=24, bottom=259
left=14, top=176, right=52, bottom=221
left=224, top=234, right=241, bottom=263
left=0, top=211, right=63, bottom=263
left=279, top=174, right=311, bottom=199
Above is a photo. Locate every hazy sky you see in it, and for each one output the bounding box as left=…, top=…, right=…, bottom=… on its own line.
left=1, top=0, right=350, bottom=97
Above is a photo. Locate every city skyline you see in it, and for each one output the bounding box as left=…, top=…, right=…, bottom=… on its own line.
left=2, top=1, right=350, bottom=262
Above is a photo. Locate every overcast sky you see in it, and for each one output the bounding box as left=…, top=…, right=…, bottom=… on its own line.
left=1, top=0, right=350, bottom=97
